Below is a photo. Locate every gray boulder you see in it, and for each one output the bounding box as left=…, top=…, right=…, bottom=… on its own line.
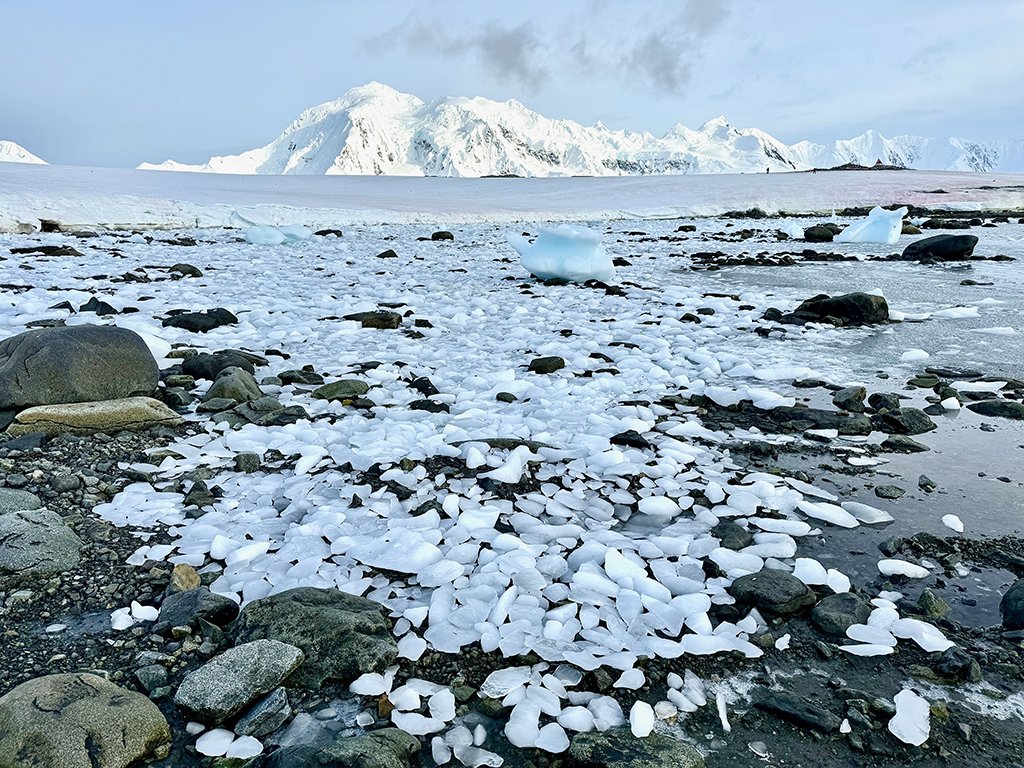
left=811, top=592, right=871, bottom=636
left=0, top=325, right=158, bottom=410
left=729, top=569, right=817, bottom=615
left=0, top=672, right=170, bottom=768
left=966, top=399, right=1024, bottom=420
left=1000, top=578, right=1024, bottom=630
left=803, top=225, right=834, bottom=243
left=568, top=727, right=704, bottom=768
left=205, top=366, right=262, bottom=403
left=232, top=587, right=397, bottom=689
left=832, top=386, right=867, bottom=413
left=786, top=292, right=889, bottom=326
left=174, top=639, right=304, bottom=722
left=872, top=406, right=937, bottom=435
left=158, top=586, right=240, bottom=629
left=234, top=687, right=292, bottom=737
left=0, top=508, right=83, bottom=578
left=0, top=488, right=42, bottom=514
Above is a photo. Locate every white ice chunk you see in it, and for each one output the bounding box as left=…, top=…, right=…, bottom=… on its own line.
left=942, top=514, right=964, bottom=533
left=842, top=501, right=894, bottom=525
left=195, top=729, right=235, bottom=757
left=878, top=559, right=930, bottom=579
left=835, top=206, right=907, bottom=245
left=244, top=225, right=286, bottom=245
left=629, top=701, right=655, bottom=737
left=392, top=711, right=446, bottom=735
left=534, top=723, right=570, bottom=753
left=481, top=667, right=533, bottom=699
left=888, top=689, right=930, bottom=746
left=226, top=736, right=264, bottom=759
left=901, top=349, right=930, bottom=362
left=613, top=668, right=645, bottom=690
left=508, top=225, right=615, bottom=283
left=890, top=618, right=955, bottom=652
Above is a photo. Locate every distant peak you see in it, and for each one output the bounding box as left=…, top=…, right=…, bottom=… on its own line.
left=700, top=115, right=731, bottom=130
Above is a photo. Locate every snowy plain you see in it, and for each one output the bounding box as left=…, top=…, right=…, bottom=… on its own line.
left=2, top=165, right=1023, bottom=758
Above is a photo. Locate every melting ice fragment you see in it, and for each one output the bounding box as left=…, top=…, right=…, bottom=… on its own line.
left=507, top=225, right=615, bottom=283
left=244, top=226, right=286, bottom=245
left=942, top=514, right=964, bottom=533
left=878, top=559, right=930, bottom=579
left=629, top=701, right=655, bottom=737
left=835, top=206, right=907, bottom=245
left=480, top=667, right=533, bottom=699
left=888, top=689, right=930, bottom=746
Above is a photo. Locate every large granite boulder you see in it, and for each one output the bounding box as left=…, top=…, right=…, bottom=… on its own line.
left=0, top=325, right=158, bottom=410
left=6, top=396, right=182, bottom=436
left=0, top=508, right=83, bottom=578
left=784, top=292, right=889, bottom=326
left=729, top=569, right=817, bottom=615
left=231, top=587, right=397, bottom=689
left=898, top=234, right=979, bottom=261
left=0, top=673, right=170, bottom=768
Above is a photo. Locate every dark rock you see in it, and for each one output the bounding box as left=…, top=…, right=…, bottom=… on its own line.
left=313, top=380, right=370, bottom=401
left=1000, top=578, right=1024, bottom=630
left=235, top=452, right=262, bottom=473
left=431, top=230, right=455, bottom=241
left=966, top=400, right=1024, bottom=420
left=409, top=399, right=449, bottom=413
left=875, top=485, right=905, bottom=499
left=376, top=249, right=398, bottom=259
left=925, top=366, right=982, bottom=380
left=159, top=586, right=240, bottom=629
left=79, top=296, right=118, bottom=315
left=898, top=234, right=979, bottom=261
left=168, top=263, right=203, bottom=278
left=234, top=687, right=292, bottom=737
left=279, top=369, right=325, bottom=386
left=811, top=592, right=871, bottom=636
left=528, top=356, right=566, bottom=374
left=0, top=673, right=170, bottom=767
left=0, top=325, right=158, bottom=410
left=409, top=377, right=440, bottom=397
left=767, top=406, right=873, bottom=435
left=314, top=229, right=344, bottom=237
left=873, top=407, right=937, bottom=435
left=803, top=225, right=835, bottom=243
left=832, top=386, right=867, bottom=413
left=902, top=222, right=923, bottom=235
left=755, top=690, right=842, bottom=732
left=567, top=727, right=703, bottom=768
left=231, top=587, right=398, bottom=688
left=879, top=435, right=930, bottom=453
left=788, top=292, right=889, bottom=326
left=729, top=569, right=816, bottom=615
left=173, top=639, right=304, bottom=722
left=496, top=392, right=517, bottom=403
left=931, top=647, right=982, bottom=682
left=257, top=728, right=419, bottom=768
left=868, top=392, right=903, bottom=412
left=711, top=520, right=754, bottom=550
left=162, top=307, right=238, bottom=333
left=181, top=351, right=257, bottom=380
left=344, top=310, right=402, bottom=329
left=252, top=404, right=310, bottom=427
left=610, top=430, right=651, bottom=450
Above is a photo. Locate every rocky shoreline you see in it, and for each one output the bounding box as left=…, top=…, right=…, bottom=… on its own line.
left=1, top=209, right=1023, bottom=768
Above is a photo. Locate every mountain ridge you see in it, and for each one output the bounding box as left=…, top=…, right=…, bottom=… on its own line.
left=0, top=141, right=46, bottom=165
left=132, top=82, right=1024, bottom=177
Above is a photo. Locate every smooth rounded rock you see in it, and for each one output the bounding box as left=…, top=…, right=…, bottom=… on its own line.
left=6, top=396, right=183, bottom=436
left=0, top=672, right=170, bottom=768
left=729, top=569, right=817, bottom=615
left=0, top=508, right=83, bottom=578
left=811, top=592, right=871, bottom=636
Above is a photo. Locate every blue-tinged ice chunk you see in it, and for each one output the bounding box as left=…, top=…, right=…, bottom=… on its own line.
left=835, top=206, right=907, bottom=245
left=508, top=225, right=615, bottom=282
left=244, top=225, right=286, bottom=245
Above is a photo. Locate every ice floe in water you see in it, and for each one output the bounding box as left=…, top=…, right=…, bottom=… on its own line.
left=507, top=225, right=615, bottom=282
left=835, top=206, right=907, bottom=244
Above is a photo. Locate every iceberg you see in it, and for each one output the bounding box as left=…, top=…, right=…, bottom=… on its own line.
left=508, top=226, right=615, bottom=283
left=835, top=206, right=907, bottom=245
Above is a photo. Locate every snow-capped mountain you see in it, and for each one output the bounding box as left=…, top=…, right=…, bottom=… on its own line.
left=138, top=83, right=1024, bottom=177
left=0, top=141, right=46, bottom=165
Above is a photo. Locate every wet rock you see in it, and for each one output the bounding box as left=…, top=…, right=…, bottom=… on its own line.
left=755, top=690, right=842, bottom=732
left=966, top=400, right=1024, bottom=420
left=1000, top=578, right=1024, bottom=630
left=174, top=639, right=304, bottom=722
left=159, top=586, right=240, bottom=629
left=832, top=386, right=867, bottom=413
left=879, top=434, right=930, bottom=453
left=279, top=369, right=325, bottom=386
left=785, top=292, right=889, bottom=326
left=162, top=307, right=238, bottom=333
left=0, top=325, right=158, bottom=410
left=528, top=356, right=566, bottom=374
left=181, top=351, right=258, bottom=380
left=6, top=396, right=183, bottom=436
left=931, top=647, right=982, bottom=682
left=811, top=592, right=871, bottom=636
left=205, top=367, right=263, bottom=403
left=232, top=587, right=398, bottom=689
left=916, top=587, right=950, bottom=618
left=234, top=452, right=262, bottom=473
left=344, top=310, right=402, bottom=329
left=766, top=406, right=872, bottom=435
left=803, top=225, right=835, bottom=243
left=0, top=508, right=83, bottom=578
left=868, top=392, right=903, bottom=412
left=234, top=687, right=292, bottom=737
left=875, top=485, right=905, bottom=499
left=567, top=727, right=704, bottom=768
left=898, top=234, right=979, bottom=261
left=872, top=407, right=937, bottom=435
left=711, top=520, right=754, bottom=550
left=313, top=380, right=370, bottom=401
left=610, top=430, right=651, bottom=450
left=729, top=569, right=816, bottom=615
left=0, top=672, right=170, bottom=768
left=257, top=728, right=419, bottom=768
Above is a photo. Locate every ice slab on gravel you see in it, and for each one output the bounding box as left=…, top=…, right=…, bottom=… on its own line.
left=889, top=689, right=930, bottom=746
left=507, top=226, right=615, bottom=283
left=878, top=559, right=930, bottom=579
left=835, top=206, right=907, bottom=244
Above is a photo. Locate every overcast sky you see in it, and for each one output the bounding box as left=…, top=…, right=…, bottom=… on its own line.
left=2, top=0, right=1022, bottom=167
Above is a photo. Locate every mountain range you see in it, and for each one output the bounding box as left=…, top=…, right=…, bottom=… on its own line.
left=0, top=141, right=46, bottom=165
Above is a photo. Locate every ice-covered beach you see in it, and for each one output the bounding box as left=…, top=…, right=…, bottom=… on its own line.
left=1, top=166, right=1024, bottom=767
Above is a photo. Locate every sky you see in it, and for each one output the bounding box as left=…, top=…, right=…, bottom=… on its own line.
left=2, top=0, right=1022, bottom=167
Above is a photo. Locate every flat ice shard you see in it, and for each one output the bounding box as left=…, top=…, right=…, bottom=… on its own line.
left=835, top=206, right=908, bottom=245
left=508, top=226, right=615, bottom=283
left=888, top=689, right=930, bottom=746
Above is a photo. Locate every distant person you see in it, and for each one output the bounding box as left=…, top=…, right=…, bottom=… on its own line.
left=766, top=166, right=769, bottom=174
